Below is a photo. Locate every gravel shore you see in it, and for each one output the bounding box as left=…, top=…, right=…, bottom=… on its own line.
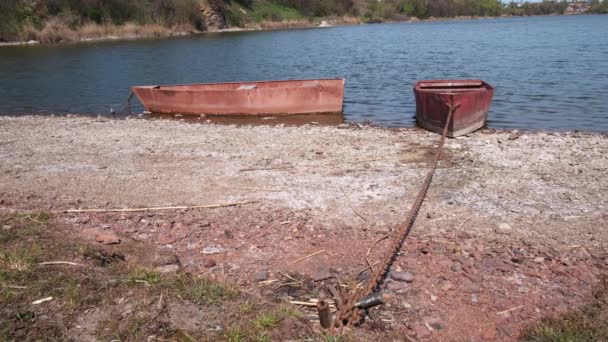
left=1, top=115, right=607, bottom=340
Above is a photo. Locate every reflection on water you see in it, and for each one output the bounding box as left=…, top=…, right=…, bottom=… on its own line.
left=148, top=113, right=344, bottom=126
left=0, top=15, right=607, bottom=132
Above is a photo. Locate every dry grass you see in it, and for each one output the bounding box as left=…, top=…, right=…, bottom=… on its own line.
left=257, top=19, right=313, bottom=30
left=18, top=20, right=186, bottom=44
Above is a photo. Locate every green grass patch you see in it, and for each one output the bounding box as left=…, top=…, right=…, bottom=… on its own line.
left=520, top=276, right=608, bottom=341
left=175, top=276, right=237, bottom=305
left=128, top=268, right=162, bottom=285
left=251, top=2, right=303, bottom=22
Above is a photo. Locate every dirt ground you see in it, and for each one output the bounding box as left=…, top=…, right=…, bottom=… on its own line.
left=1, top=115, right=607, bottom=341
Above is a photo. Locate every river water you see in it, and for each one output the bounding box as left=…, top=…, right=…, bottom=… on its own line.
left=1, top=15, right=607, bottom=131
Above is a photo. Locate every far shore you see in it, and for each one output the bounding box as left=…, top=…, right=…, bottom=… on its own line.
left=1, top=13, right=590, bottom=47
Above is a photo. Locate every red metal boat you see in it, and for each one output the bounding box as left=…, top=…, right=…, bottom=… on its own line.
left=131, top=79, right=345, bottom=116
left=413, top=80, right=494, bottom=137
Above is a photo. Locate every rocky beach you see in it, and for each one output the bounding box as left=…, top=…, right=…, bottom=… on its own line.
left=1, top=115, right=606, bottom=340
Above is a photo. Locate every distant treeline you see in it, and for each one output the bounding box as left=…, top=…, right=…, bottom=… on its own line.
left=1, top=0, right=607, bottom=42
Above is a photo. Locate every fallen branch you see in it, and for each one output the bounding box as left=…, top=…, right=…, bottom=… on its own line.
left=287, top=250, right=325, bottom=266
left=39, top=261, right=83, bottom=266
left=496, top=305, right=524, bottom=315
left=52, top=201, right=257, bottom=213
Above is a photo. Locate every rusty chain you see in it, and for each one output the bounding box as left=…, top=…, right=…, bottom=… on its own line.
left=329, top=101, right=459, bottom=333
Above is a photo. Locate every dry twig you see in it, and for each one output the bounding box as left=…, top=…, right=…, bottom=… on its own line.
left=496, top=305, right=524, bottom=315
left=366, top=235, right=389, bottom=274
left=287, top=250, right=325, bottom=266
left=39, top=261, right=83, bottom=266
left=53, top=201, right=256, bottom=213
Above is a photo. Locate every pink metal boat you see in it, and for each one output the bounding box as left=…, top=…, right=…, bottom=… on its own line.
left=132, top=79, right=345, bottom=116
left=413, top=80, right=494, bottom=137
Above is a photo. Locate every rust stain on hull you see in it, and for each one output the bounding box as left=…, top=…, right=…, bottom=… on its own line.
left=413, top=80, right=495, bottom=137
left=132, top=79, right=345, bottom=116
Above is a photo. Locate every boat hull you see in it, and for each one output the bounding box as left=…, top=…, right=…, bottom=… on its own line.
left=132, top=79, right=345, bottom=116
left=414, top=80, right=494, bottom=137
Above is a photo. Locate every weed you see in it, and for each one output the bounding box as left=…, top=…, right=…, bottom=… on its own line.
left=254, top=312, right=281, bottom=329
left=224, top=327, right=245, bottom=342
left=239, top=301, right=256, bottom=314
left=321, top=334, right=345, bottom=342
left=256, top=332, right=271, bottom=342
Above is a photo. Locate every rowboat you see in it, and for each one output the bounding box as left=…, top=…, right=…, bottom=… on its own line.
left=131, top=79, right=345, bottom=116
left=413, top=80, right=494, bottom=137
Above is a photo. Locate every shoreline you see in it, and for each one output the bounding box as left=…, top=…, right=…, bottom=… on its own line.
left=0, top=13, right=594, bottom=47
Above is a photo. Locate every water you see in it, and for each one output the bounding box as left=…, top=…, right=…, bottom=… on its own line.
left=1, top=15, right=607, bottom=132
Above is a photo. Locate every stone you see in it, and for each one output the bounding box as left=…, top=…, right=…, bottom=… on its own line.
left=411, top=324, right=431, bottom=339
left=157, top=234, right=176, bottom=245
left=154, top=264, right=180, bottom=274
left=254, top=270, right=269, bottom=282
left=508, top=134, right=520, bottom=141
left=391, top=271, right=415, bottom=283
left=95, top=231, right=121, bottom=245
left=151, top=253, right=180, bottom=266
left=495, top=223, right=512, bottom=235
left=312, top=266, right=332, bottom=281
left=425, top=317, right=444, bottom=330
left=481, top=328, right=497, bottom=340
left=203, top=246, right=225, bottom=255
left=451, top=262, right=463, bottom=273
left=472, top=294, right=479, bottom=304
left=200, top=221, right=211, bottom=227
left=462, top=281, right=482, bottom=293
left=386, top=281, right=409, bottom=292
left=441, top=282, right=453, bottom=292
left=202, top=259, right=217, bottom=268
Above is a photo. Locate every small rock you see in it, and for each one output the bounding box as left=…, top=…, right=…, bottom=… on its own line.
left=391, top=271, right=415, bottom=283
left=495, top=223, right=512, bottom=235
left=441, top=282, right=453, bottom=292
left=482, top=328, right=497, bottom=340
left=462, top=281, right=482, bottom=293
left=508, top=134, right=519, bottom=141
left=254, top=270, right=269, bottom=282
left=472, top=294, right=478, bottom=304
left=533, top=257, right=545, bottom=263
left=203, top=246, right=225, bottom=255
left=200, top=221, right=211, bottom=227
left=95, top=231, right=121, bottom=245
left=430, top=295, right=438, bottom=302
left=154, top=264, right=180, bottom=274
left=411, top=324, right=431, bottom=339
left=425, top=317, right=444, bottom=331
left=2, top=225, right=11, bottom=230
left=451, top=262, right=463, bottom=273
left=312, top=266, right=332, bottom=281
left=202, top=259, right=216, bottom=268
left=387, top=281, right=409, bottom=292
left=157, top=234, right=176, bottom=245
